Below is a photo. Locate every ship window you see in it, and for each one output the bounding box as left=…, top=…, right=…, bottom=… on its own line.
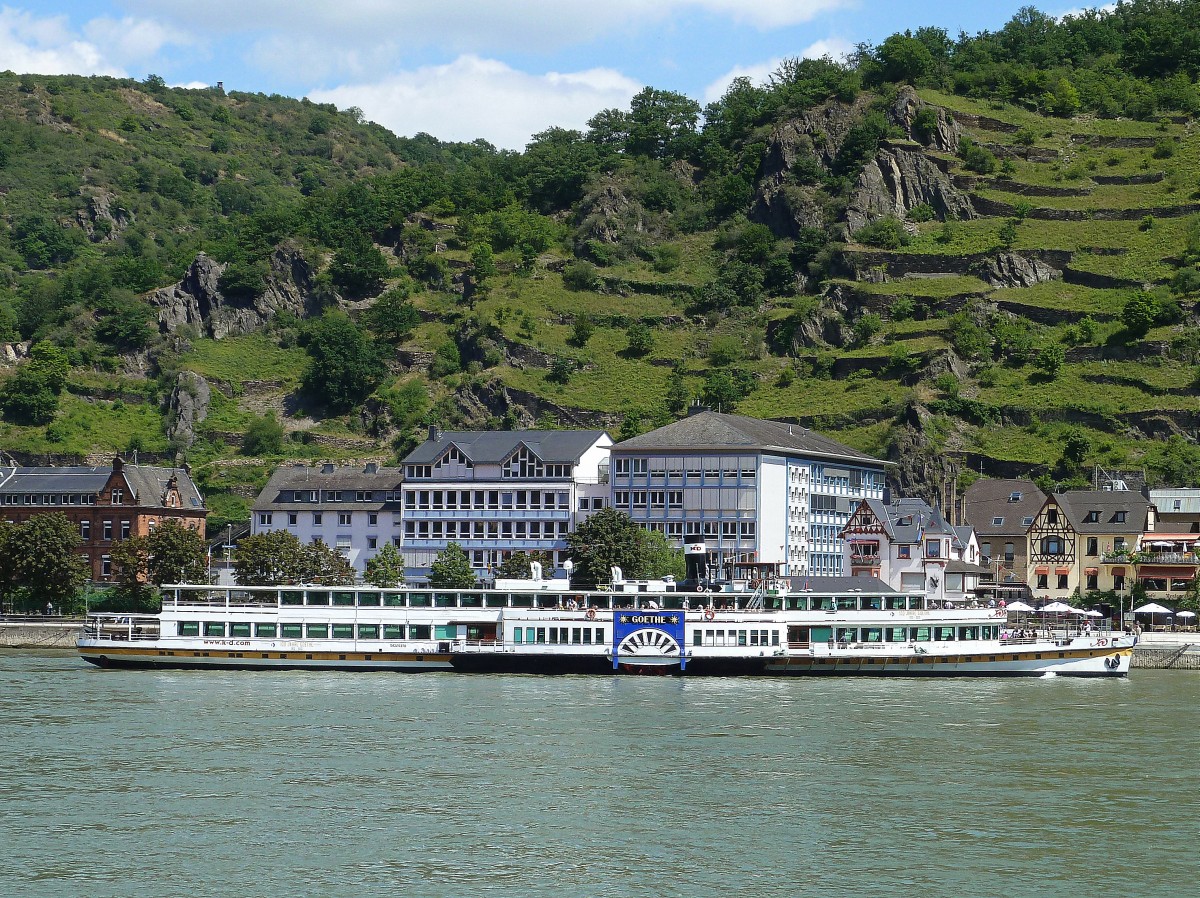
left=886, top=627, right=907, bottom=642
left=358, top=592, right=381, bottom=607
left=409, top=625, right=431, bottom=640
left=913, top=627, right=932, bottom=641
left=306, top=624, right=328, bottom=638
left=305, top=591, right=331, bottom=606
left=936, top=627, right=955, bottom=641
left=255, top=623, right=277, bottom=638
left=383, top=592, right=407, bottom=607
left=383, top=625, right=404, bottom=639
left=694, top=630, right=703, bottom=646
left=281, top=591, right=303, bottom=606
left=333, top=591, right=355, bottom=606
left=280, top=623, right=303, bottom=638
left=203, top=622, right=225, bottom=637
left=864, top=628, right=883, bottom=643
left=434, top=625, right=456, bottom=640
left=354, top=625, right=374, bottom=640
left=582, top=628, right=592, bottom=644
left=595, top=628, right=604, bottom=643
left=230, top=623, right=251, bottom=638
left=572, top=628, right=582, bottom=644
left=179, top=621, right=199, bottom=637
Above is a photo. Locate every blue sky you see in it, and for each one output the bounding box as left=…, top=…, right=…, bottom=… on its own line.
left=3, top=1, right=1100, bottom=149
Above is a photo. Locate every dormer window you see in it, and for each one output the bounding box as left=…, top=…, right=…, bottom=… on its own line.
left=1114, top=511, right=1127, bottom=523
left=111, top=489, right=123, bottom=504
left=992, top=516, right=1004, bottom=526
left=1085, top=511, right=1100, bottom=523
left=1008, top=491, right=1022, bottom=502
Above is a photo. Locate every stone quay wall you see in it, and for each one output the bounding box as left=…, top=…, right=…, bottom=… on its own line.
left=0, top=621, right=82, bottom=649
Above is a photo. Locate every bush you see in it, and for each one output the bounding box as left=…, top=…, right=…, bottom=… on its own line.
left=853, top=216, right=910, bottom=249
left=562, top=260, right=599, bottom=291
left=243, top=413, right=284, bottom=456
left=1153, top=138, right=1177, bottom=159
left=569, top=315, right=595, bottom=347
left=958, top=137, right=997, bottom=174
left=907, top=203, right=935, bottom=223
left=625, top=322, right=654, bottom=356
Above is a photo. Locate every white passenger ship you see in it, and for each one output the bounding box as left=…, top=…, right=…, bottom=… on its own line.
left=79, top=567, right=1134, bottom=677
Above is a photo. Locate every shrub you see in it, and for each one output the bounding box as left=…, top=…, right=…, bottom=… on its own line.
left=854, top=216, right=910, bottom=249
left=958, top=137, right=997, bottom=174
left=569, top=315, right=595, bottom=347
left=907, top=203, right=935, bottom=223
left=625, top=322, right=654, bottom=357
left=243, top=413, right=284, bottom=456
left=1153, top=138, right=1177, bottom=159
left=562, top=260, right=599, bottom=291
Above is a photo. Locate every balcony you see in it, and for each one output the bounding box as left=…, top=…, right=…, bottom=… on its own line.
left=1101, top=551, right=1199, bottom=566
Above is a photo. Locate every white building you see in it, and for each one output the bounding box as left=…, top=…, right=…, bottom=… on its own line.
left=841, top=497, right=986, bottom=603
left=400, top=427, right=613, bottom=581
left=608, top=407, right=888, bottom=577
left=250, top=462, right=403, bottom=575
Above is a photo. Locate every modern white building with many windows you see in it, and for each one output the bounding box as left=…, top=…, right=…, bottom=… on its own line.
left=607, top=407, right=888, bottom=577
left=400, top=427, right=612, bottom=580
left=250, top=462, right=404, bottom=575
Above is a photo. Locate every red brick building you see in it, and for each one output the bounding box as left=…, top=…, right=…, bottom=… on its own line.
left=0, top=456, right=207, bottom=582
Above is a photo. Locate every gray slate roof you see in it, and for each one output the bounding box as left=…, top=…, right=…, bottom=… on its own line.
left=404, top=430, right=609, bottom=465
left=0, top=463, right=204, bottom=509
left=787, top=575, right=897, bottom=593
left=860, top=497, right=956, bottom=542
left=613, top=410, right=886, bottom=465
left=1054, top=490, right=1151, bottom=533
left=963, top=478, right=1046, bottom=536
left=254, top=464, right=403, bottom=511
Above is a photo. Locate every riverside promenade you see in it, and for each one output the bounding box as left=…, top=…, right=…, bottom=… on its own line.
left=0, top=617, right=82, bottom=649
left=1131, top=632, right=1200, bottom=670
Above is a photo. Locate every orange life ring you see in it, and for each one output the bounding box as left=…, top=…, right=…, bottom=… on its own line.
left=585, top=607, right=597, bottom=621
left=703, top=609, right=715, bottom=621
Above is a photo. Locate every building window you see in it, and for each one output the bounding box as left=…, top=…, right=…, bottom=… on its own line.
left=120, top=520, right=131, bottom=540
left=288, top=513, right=297, bottom=526
left=368, top=513, right=378, bottom=526
left=1114, top=574, right=1125, bottom=591
left=1086, top=537, right=1098, bottom=556
left=1003, top=543, right=1014, bottom=562
left=339, top=512, right=352, bottom=526
left=313, top=513, right=323, bottom=525
left=991, top=516, right=1004, bottom=526
left=1047, top=508, right=1058, bottom=524
left=111, top=489, right=123, bottom=504
left=981, top=542, right=991, bottom=558
left=925, top=540, right=941, bottom=558
left=1036, top=573, right=1047, bottom=589
left=898, top=545, right=910, bottom=559
left=80, top=520, right=90, bottom=539
left=1084, top=511, right=1099, bottom=523
left=102, top=520, right=113, bottom=540
left=368, top=537, right=378, bottom=549
left=1086, top=572, right=1098, bottom=590
left=1057, top=573, right=1068, bottom=590
left=101, top=555, right=112, bottom=577
left=258, top=513, right=272, bottom=526
left=1114, top=511, right=1126, bottom=523
left=1114, top=537, right=1126, bottom=551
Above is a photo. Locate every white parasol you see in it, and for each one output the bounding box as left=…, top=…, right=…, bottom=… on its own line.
left=1005, top=601, right=1035, bottom=612
left=1133, top=602, right=1173, bottom=615
left=1040, top=601, right=1074, bottom=613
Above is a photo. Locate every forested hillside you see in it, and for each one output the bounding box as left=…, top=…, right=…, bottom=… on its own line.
left=5, top=1, right=1200, bottom=528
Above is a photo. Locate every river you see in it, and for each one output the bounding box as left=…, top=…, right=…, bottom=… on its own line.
left=0, top=650, right=1196, bottom=898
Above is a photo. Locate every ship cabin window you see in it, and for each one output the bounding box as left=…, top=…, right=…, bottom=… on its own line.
left=358, top=592, right=382, bottom=607
left=305, top=591, right=331, bottom=606
left=204, top=622, right=225, bottom=637
left=860, top=596, right=882, bottom=611
left=409, top=625, right=432, bottom=640
left=332, top=624, right=354, bottom=639
left=383, top=592, right=406, bottom=607
left=835, top=596, right=857, bottom=611
left=884, top=596, right=907, bottom=611
left=809, top=597, right=834, bottom=611
left=886, top=627, right=907, bottom=642
left=230, top=623, right=251, bottom=638
left=935, top=627, right=956, bottom=641
left=409, top=593, right=431, bottom=608
left=509, top=593, right=535, bottom=608
left=434, top=593, right=457, bottom=608
left=862, top=628, right=883, bottom=642
left=383, top=625, right=404, bottom=639
left=835, top=628, right=856, bottom=644
left=280, top=623, right=303, bottom=638
left=255, top=623, right=277, bottom=638
left=281, top=591, right=303, bottom=605
left=913, top=627, right=932, bottom=641
left=959, top=626, right=980, bottom=640
left=306, top=624, right=328, bottom=638
left=434, top=625, right=456, bottom=640
left=179, top=621, right=199, bottom=637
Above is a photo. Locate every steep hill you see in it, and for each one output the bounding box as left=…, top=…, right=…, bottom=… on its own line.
left=4, top=3, right=1200, bottom=527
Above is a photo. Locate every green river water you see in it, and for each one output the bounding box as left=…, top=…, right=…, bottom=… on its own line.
left=1, top=650, right=1197, bottom=898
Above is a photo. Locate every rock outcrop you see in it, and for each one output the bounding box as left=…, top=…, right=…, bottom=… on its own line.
left=749, top=184, right=826, bottom=239
left=149, top=243, right=322, bottom=339
left=846, top=145, right=976, bottom=234
left=165, top=371, right=211, bottom=449
left=575, top=181, right=646, bottom=247
left=76, top=190, right=133, bottom=242
left=1, top=342, right=31, bottom=366
left=977, top=253, right=1062, bottom=289
left=887, top=86, right=961, bottom=153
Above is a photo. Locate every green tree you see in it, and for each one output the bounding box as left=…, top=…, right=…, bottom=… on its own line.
left=428, top=542, right=477, bottom=588
left=234, top=530, right=311, bottom=585
left=303, top=539, right=356, bottom=586
left=625, top=87, right=701, bottom=159
left=875, top=33, right=935, bottom=84
left=109, top=535, right=155, bottom=608
left=565, top=508, right=647, bottom=588
left=147, top=519, right=209, bottom=585
left=329, top=232, right=390, bottom=299
left=364, top=541, right=406, bottom=587
left=1034, top=343, right=1066, bottom=378
left=366, top=286, right=420, bottom=342
left=640, top=530, right=685, bottom=580
left=243, top=413, right=285, bottom=456
left=0, top=341, right=69, bottom=426
left=569, top=314, right=595, bottom=346
left=494, top=550, right=554, bottom=580
left=625, top=322, right=654, bottom=356
left=1, top=514, right=87, bottom=607
left=300, top=311, right=383, bottom=412
left=1121, top=290, right=1157, bottom=339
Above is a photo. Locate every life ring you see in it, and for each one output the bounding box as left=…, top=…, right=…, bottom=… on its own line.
left=585, top=608, right=597, bottom=621
left=703, top=609, right=715, bottom=621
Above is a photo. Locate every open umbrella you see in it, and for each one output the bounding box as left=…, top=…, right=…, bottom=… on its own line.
left=1177, top=610, right=1197, bottom=619
left=1083, top=609, right=1105, bottom=617
left=1005, top=600, right=1035, bottom=612
left=1041, top=601, right=1074, bottom=612
left=1133, top=602, right=1173, bottom=614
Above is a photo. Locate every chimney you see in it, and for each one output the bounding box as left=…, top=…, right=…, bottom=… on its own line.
left=882, top=486, right=892, bottom=506
left=429, top=425, right=441, bottom=442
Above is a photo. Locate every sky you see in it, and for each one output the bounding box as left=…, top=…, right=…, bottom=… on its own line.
left=3, top=1, right=1107, bottom=150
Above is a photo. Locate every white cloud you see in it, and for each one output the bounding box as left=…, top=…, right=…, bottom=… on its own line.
left=127, top=1, right=851, bottom=53
left=83, top=16, right=191, bottom=69
left=702, top=38, right=854, bottom=103
left=308, top=55, right=641, bottom=150
left=0, top=7, right=120, bottom=76
left=1056, top=3, right=1117, bottom=21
